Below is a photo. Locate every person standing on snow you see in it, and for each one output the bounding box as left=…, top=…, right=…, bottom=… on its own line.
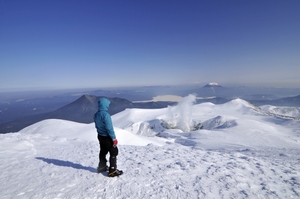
left=94, top=98, right=123, bottom=177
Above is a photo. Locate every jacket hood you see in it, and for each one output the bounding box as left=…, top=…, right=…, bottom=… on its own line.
left=98, top=98, right=110, bottom=111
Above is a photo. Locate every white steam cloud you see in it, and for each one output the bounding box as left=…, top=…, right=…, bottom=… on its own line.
left=166, top=94, right=196, bottom=132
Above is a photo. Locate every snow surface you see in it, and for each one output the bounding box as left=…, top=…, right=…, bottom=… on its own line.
left=1, top=95, right=300, bottom=199
left=260, top=105, right=300, bottom=119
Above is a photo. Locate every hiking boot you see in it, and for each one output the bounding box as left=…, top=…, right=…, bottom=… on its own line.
left=108, top=169, right=123, bottom=177
left=97, top=165, right=108, bottom=173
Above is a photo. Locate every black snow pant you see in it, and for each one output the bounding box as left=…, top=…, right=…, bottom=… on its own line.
left=97, top=134, right=118, bottom=171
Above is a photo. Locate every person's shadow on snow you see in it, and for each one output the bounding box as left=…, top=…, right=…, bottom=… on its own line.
left=35, top=157, right=97, bottom=173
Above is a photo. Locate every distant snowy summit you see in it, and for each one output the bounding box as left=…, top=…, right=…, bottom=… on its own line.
left=203, top=82, right=222, bottom=88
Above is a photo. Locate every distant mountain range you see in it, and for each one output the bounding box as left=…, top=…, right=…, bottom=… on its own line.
left=0, top=95, right=176, bottom=134
left=2, top=83, right=299, bottom=124
left=1, top=91, right=299, bottom=134
left=250, top=95, right=300, bottom=107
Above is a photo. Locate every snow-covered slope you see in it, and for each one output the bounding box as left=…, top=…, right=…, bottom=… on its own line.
left=1, top=96, right=300, bottom=198
left=260, top=105, right=300, bottom=119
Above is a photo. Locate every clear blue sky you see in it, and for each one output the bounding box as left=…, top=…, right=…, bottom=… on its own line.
left=1, top=0, right=299, bottom=90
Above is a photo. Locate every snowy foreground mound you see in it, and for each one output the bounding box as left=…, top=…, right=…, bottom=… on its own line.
left=1, top=97, right=300, bottom=199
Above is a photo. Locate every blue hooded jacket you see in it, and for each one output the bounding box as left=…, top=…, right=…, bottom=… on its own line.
left=94, top=98, right=116, bottom=140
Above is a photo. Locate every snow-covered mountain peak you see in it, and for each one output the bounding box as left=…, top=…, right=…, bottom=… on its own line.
left=204, top=82, right=222, bottom=87
left=227, top=98, right=253, bottom=107
left=222, top=98, right=261, bottom=113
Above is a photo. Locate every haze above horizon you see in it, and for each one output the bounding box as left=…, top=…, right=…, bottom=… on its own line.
left=1, top=1, right=300, bottom=91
